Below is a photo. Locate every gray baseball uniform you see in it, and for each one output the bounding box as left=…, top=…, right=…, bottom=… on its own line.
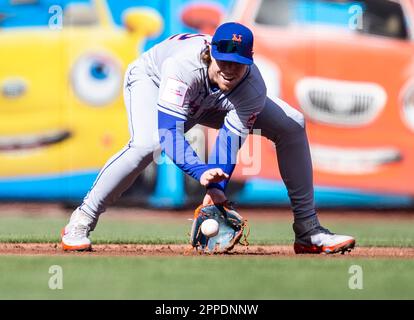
left=79, top=34, right=316, bottom=223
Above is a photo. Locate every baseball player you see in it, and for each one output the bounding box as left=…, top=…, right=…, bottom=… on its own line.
left=61, top=22, right=355, bottom=254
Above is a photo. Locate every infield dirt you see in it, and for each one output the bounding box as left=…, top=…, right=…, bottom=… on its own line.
left=0, top=202, right=413, bottom=258
left=0, top=243, right=413, bottom=258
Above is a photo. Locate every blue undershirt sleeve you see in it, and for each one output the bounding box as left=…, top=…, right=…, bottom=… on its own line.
left=206, top=124, right=245, bottom=192
left=158, top=110, right=209, bottom=182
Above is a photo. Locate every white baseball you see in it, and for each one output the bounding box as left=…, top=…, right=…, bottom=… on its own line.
left=201, top=219, right=219, bottom=237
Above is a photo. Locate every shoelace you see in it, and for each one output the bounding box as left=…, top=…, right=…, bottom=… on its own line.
left=68, top=224, right=90, bottom=238
left=315, top=226, right=334, bottom=235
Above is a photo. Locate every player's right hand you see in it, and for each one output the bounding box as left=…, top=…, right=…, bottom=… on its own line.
left=199, top=168, right=229, bottom=187
left=202, top=188, right=227, bottom=205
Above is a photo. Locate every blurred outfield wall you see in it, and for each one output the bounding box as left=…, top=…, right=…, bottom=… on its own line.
left=1, top=0, right=414, bottom=209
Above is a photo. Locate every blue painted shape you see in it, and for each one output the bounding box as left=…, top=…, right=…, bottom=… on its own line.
left=292, top=0, right=365, bottom=27
left=0, top=171, right=98, bottom=201
left=90, top=62, right=109, bottom=80
left=314, top=186, right=414, bottom=208
left=0, top=0, right=233, bottom=49
left=107, top=0, right=232, bottom=50
left=235, top=178, right=414, bottom=208
left=0, top=0, right=90, bottom=28
left=107, top=0, right=167, bottom=51
left=149, top=152, right=186, bottom=208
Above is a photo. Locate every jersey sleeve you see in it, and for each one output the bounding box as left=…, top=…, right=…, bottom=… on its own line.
left=206, top=94, right=267, bottom=192
left=157, top=58, right=214, bottom=182
left=157, top=58, right=193, bottom=120
left=158, top=111, right=211, bottom=182
left=224, top=94, right=267, bottom=137
left=206, top=123, right=243, bottom=192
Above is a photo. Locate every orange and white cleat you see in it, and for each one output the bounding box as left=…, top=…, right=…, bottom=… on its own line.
left=61, top=208, right=95, bottom=251
left=294, top=226, right=356, bottom=254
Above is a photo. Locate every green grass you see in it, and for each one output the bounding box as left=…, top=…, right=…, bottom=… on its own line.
left=0, top=214, right=413, bottom=299
left=0, top=215, right=413, bottom=247
left=0, top=255, right=413, bottom=299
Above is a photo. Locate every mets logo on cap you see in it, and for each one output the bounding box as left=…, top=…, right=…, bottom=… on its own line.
left=211, top=22, right=254, bottom=65
left=232, top=34, right=243, bottom=43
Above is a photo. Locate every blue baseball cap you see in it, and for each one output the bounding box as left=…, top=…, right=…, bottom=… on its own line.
left=211, top=22, right=254, bottom=65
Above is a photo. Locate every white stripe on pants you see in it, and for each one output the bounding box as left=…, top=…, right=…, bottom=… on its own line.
left=81, top=65, right=161, bottom=216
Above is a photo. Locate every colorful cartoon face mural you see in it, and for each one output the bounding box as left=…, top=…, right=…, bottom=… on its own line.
left=0, top=0, right=162, bottom=199
left=2, top=0, right=414, bottom=207
left=182, top=0, right=414, bottom=204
